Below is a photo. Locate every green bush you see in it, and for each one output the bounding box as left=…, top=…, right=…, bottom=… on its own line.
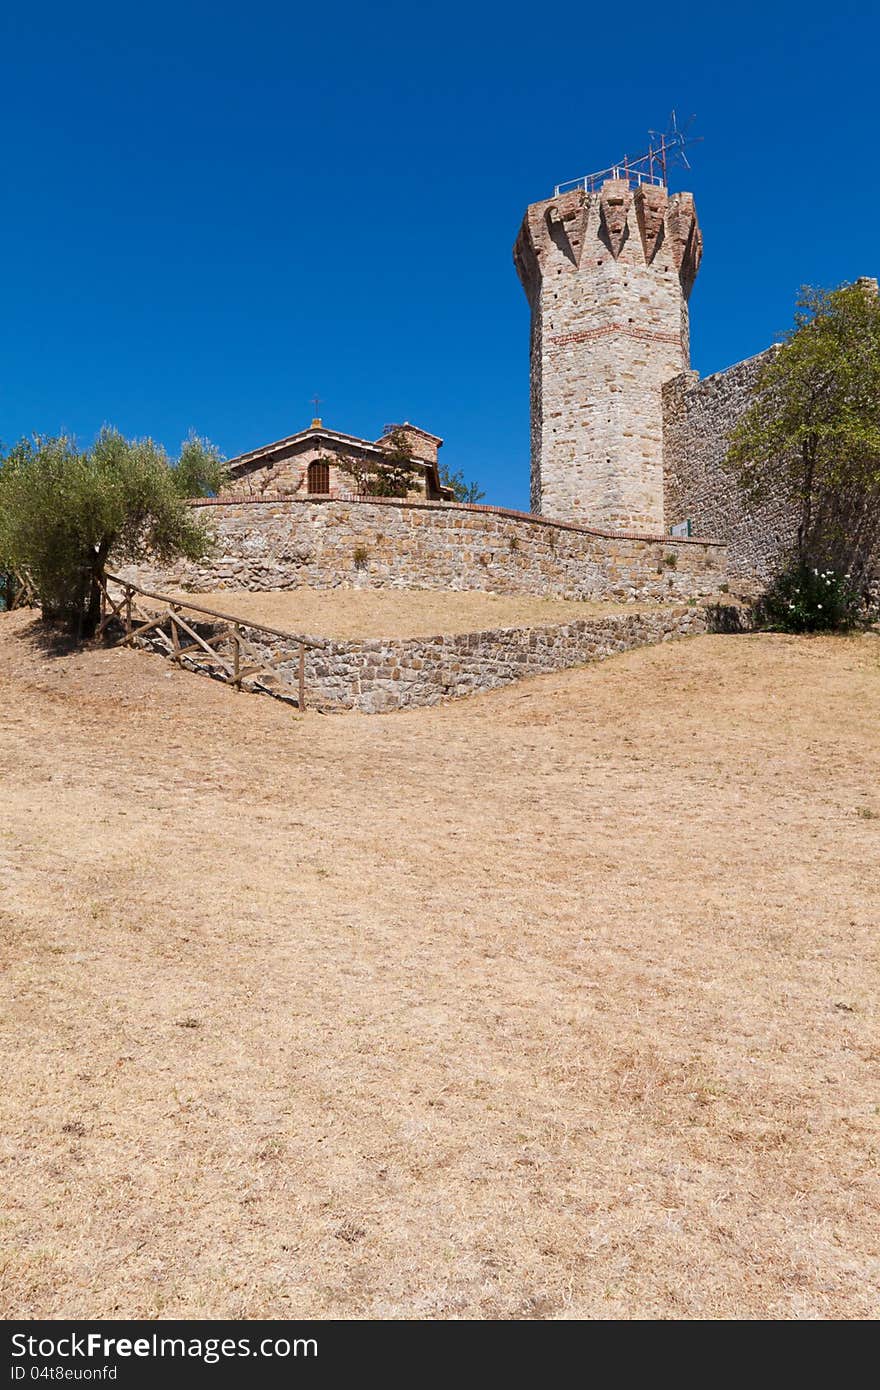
left=755, top=559, right=861, bottom=633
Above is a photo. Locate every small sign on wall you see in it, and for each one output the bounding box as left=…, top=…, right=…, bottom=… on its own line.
left=669, top=519, right=692, bottom=538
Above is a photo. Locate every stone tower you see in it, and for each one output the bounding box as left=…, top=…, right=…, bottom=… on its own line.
left=514, top=179, right=702, bottom=531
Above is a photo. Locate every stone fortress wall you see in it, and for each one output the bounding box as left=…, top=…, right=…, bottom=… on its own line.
left=662, top=351, right=799, bottom=583
left=126, top=494, right=729, bottom=604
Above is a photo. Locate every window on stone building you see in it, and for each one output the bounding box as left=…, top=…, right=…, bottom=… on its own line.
left=307, top=459, right=330, bottom=494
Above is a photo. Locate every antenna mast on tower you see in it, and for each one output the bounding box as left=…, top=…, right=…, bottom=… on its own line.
left=553, top=111, right=702, bottom=197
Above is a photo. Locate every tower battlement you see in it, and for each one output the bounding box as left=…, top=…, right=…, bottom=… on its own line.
left=514, top=178, right=702, bottom=530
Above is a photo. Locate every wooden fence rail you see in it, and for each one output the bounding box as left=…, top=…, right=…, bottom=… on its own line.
left=97, top=572, right=323, bottom=710
left=1, top=569, right=38, bottom=611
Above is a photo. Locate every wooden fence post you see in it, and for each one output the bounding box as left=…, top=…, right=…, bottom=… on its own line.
left=100, top=571, right=316, bottom=712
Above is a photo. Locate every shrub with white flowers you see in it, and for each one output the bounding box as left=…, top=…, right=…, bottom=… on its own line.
left=756, top=558, right=860, bottom=633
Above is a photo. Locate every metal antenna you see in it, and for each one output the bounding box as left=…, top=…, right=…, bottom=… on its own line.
left=648, top=111, right=702, bottom=181
left=554, top=112, right=702, bottom=197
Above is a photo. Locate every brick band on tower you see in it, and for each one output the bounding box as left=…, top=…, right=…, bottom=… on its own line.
left=514, top=178, right=702, bottom=531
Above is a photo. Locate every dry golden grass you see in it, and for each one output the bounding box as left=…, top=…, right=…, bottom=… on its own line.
left=151, top=587, right=679, bottom=638
left=0, top=608, right=878, bottom=1319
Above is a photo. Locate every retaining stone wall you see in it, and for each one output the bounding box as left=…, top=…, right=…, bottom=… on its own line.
left=136, top=603, right=711, bottom=714
left=299, top=605, right=710, bottom=711
left=124, top=496, right=728, bottom=604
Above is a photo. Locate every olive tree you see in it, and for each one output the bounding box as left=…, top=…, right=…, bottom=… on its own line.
left=0, top=428, right=227, bottom=636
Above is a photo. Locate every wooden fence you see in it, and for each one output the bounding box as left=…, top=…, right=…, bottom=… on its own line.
left=1, top=570, right=38, bottom=612
left=97, top=572, right=323, bottom=709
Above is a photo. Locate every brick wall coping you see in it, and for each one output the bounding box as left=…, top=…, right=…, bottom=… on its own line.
left=189, top=491, right=726, bottom=549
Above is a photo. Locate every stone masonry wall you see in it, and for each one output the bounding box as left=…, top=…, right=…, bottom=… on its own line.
left=662, top=352, right=799, bottom=583
left=220, top=442, right=355, bottom=502
left=220, top=439, right=432, bottom=504
left=299, top=605, right=710, bottom=711
left=135, top=603, right=712, bottom=714
left=124, top=496, right=728, bottom=604
left=514, top=180, right=702, bottom=531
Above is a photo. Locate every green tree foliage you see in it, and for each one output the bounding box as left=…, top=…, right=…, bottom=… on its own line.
left=172, top=432, right=229, bottom=499
left=336, top=432, right=484, bottom=502
left=439, top=464, right=486, bottom=504
left=727, top=281, right=880, bottom=616
left=331, top=452, right=372, bottom=495
left=0, top=428, right=225, bottom=637
left=368, top=428, right=420, bottom=498
left=335, top=428, right=421, bottom=498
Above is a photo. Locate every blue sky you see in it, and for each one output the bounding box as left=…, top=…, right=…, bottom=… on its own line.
left=2, top=1, right=877, bottom=510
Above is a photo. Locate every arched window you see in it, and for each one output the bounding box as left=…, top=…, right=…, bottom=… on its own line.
left=307, top=458, right=330, bottom=494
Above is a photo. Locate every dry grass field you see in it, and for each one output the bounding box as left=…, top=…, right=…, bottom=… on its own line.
left=1, top=606, right=878, bottom=1319
left=142, top=587, right=673, bottom=639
